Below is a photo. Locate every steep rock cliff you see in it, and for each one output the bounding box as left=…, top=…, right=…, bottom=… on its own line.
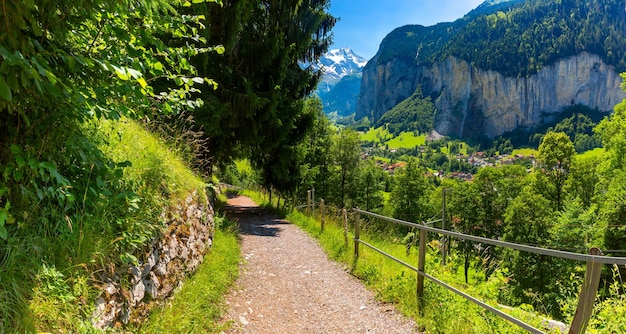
left=357, top=52, right=625, bottom=138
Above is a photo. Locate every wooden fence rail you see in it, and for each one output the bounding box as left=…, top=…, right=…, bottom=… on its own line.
left=298, top=196, right=626, bottom=334
left=352, top=208, right=626, bottom=334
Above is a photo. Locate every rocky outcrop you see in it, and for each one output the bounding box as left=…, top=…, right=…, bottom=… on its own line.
left=357, top=57, right=419, bottom=122
left=91, top=190, right=215, bottom=329
left=356, top=52, right=626, bottom=138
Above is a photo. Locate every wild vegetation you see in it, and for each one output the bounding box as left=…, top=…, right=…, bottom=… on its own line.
left=0, top=0, right=334, bottom=331
left=2, top=0, right=625, bottom=332
left=222, top=71, right=626, bottom=330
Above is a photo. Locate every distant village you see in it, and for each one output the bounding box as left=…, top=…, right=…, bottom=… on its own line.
left=373, top=152, right=536, bottom=181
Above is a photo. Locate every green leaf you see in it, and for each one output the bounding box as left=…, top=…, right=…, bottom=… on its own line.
left=9, top=144, right=21, bottom=156
left=45, top=70, right=58, bottom=85
left=153, top=61, right=164, bottom=73
left=214, top=45, right=225, bottom=55
left=137, top=77, right=148, bottom=89
left=0, top=76, right=12, bottom=102
left=0, top=225, right=7, bottom=240
left=127, top=68, right=142, bottom=79
left=112, top=65, right=130, bottom=80
left=15, top=155, right=25, bottom=168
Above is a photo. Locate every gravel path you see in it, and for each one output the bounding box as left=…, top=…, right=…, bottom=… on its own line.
left=221, top=195, right=418, bottom=333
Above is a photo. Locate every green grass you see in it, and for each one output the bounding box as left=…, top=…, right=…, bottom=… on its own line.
left=373, top=156, right=391, bottom=163
left=361, top=126, right=393, bottom=143
left=1, top=117, right=211, bottom=332
left=98, top=118, right=207, bottom=203
left=386, top=132, right=427, bottom=149
left=511, top=148, right=538, bottom=156
left=575, top=147, right=604, bottom=159
left=284, top=207, right=561, bottom=334
left=139, top=224, right=241, bottom=333
left=234, top=159, right=254, bottom=176
left=361, top=127, right=434, bottom=150
left=440, top=142, right=470, bottom=155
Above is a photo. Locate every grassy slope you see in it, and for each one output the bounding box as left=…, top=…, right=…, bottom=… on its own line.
left=2, top=117, right=210, bottom=332
left=511, top=148, right=538, bottom=156
left=98, top=118, right=207, bottom=203
left=361, top=127, right=394, bottom=142
left=284, top=210, right=547, bottom=333
left=386, top=132, right=427, bottom=149
left=362, top=127, right=427, bottom=149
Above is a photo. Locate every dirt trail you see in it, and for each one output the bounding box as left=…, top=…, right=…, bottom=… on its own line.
left=220, top=195, right=417, bottom=333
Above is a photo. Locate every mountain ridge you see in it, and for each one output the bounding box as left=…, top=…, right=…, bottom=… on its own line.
left=356, top=0, right=626, bottom=140
left=315, top=48, right=367, bottom=116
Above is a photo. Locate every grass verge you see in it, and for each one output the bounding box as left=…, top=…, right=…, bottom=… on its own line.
left=1, top=116, right=209, bottom=332
left=284, top=208, right=561, bottom=333
left=139, top=219, right=241, bottom=333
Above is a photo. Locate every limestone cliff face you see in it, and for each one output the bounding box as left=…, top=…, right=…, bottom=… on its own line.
left=357, top=58, right=420, bottom=121
left=356, top=52, right=626, bottom=138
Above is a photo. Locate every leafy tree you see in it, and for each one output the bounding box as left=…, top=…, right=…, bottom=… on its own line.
left=596, top=80, right=626, bottom=171
left=449, top=181, right=484, bottom=283
left=531, top=112, right=602, bottom=153
left=536, top=132, right=575, bottom=210
left=354, top=159, right=387, bottom=212
left=191, top=0, right=336, bottom=182
left=331, top=128, right=361, bottom=208
left=390, top=158, right=432, bottom=224
left=467, top=165, right=528, bottom=279
left=299, top=97, right=334, bottom=201
left=502, top=187, right=563, bottom=317
left=564, top=153, right=602, bottom=208
left=492, top=137, right=513, bottom=155
left=551, top=199, right=602, bottom=251
left=599, top=169, right=626, bottom=256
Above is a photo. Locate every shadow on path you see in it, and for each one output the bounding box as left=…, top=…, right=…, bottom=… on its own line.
left=224, top=201, right=290, bottom=238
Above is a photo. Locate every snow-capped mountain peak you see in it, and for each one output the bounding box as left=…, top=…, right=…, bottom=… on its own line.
left=316, top=48, right=368, bottom=86
left=321, top=48, right=368, bottom=68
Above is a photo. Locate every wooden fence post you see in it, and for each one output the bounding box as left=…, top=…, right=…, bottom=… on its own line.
left=307, top=190, right=311, bottom=215
left=320, top=199, right=325, bottom=232
left=311, top=188, right=315, bottom=216
left=569, top=248, right=603, bottom=334
left=354, top=208, right=360, bottom=259
left=417, top=225, right=427, bottom=299
left=343, top=208, right=348, bottom=245
left=442, top=188, right=447, bottom=266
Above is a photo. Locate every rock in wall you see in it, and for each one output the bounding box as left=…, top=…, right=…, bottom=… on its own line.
left=357, top=52, right=626, bottom=138
left=91, top=190, right=215, bottom=329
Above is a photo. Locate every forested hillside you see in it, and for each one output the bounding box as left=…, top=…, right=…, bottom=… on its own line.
left=0, top=0, right=334, bottom=331
left=375, top=0, right=626, bottom=77
left=358, top=0, right=626, bottom=142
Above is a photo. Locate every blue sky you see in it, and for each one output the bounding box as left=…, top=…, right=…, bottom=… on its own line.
left=329, top=0, right=485, bottom=59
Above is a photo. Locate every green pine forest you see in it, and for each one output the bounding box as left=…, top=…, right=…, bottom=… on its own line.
left=1, top=0, right=626, bottom=332
left=374, top=0, right=626, bottom=77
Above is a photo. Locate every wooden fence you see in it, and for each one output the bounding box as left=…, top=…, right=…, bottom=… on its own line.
left=302, top=197, right=626, bottom=334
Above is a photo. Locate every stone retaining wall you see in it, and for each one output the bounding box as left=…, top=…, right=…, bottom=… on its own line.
left=92, top=190, right=215, bottom=329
